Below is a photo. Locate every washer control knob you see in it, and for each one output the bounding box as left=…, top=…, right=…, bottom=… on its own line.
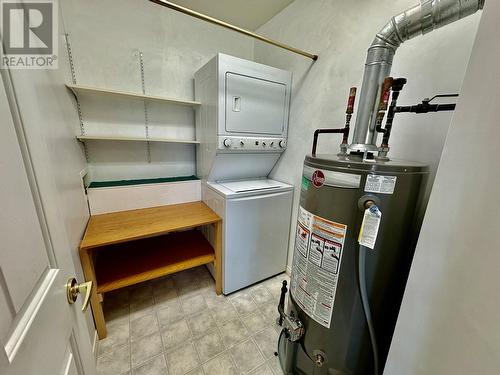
left=270, top=141, right=275, bottom=147
left=223, top=138, right=232, bottom=147
left=279, top=140, right=286, bottom=148
left=262, top=142, right=266, bottom=147
left=240, top=140, right=245, bottom=146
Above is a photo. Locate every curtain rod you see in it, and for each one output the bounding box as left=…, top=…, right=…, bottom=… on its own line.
left=148, top=0, right=319, bottom=61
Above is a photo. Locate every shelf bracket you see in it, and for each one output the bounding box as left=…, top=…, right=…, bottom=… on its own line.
left=138, top=50, right=152, bottom=163
left=65, top=33, right=90, bottom=162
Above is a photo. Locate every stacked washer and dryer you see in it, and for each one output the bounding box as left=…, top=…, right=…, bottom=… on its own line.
left=195, top=53, right=293, bottom=294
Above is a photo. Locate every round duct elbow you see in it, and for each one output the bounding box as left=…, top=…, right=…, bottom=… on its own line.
left=350, top=0, right=485, bottom=152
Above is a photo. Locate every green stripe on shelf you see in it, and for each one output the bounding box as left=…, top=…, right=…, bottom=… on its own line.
left=88, top=175, right=199, bottom=188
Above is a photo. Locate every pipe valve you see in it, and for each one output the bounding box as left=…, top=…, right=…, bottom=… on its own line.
left=375, top=77, right=408, bottom=159
left=346, top=87, right=357, bottom=115
left=395, top=93, right=458, bottom=113
left=340, top=87, right=358, bottom=154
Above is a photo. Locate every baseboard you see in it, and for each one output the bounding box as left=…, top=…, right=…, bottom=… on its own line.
left=92, top=330, right=99, bottom=361
left=286, top=266, right=292, bottom=275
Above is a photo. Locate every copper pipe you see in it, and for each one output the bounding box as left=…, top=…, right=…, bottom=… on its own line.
left=148, top=0, right=319, bottom=61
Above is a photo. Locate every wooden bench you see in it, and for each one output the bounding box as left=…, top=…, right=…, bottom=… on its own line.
left=79, top=201, right=222, bottom=339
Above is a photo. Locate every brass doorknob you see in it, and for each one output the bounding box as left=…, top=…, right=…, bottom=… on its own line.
left=66, top=278, right=93, bottom=312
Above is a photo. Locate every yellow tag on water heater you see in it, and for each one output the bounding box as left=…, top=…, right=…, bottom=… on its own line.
left=358, top=206, right=382, bottom=249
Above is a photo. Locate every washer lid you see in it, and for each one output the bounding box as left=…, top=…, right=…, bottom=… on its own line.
left=207, top=178, right=293, bottom=198
left=219, top=179, right=284, bottom=193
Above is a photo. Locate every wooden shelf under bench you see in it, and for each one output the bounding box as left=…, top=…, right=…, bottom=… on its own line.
left=95, top=230, right=214, bottom=293
left=79, top=201, right=222, bottom=339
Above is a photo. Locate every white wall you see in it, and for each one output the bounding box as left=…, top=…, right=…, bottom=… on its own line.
left=60, top=0, right=254, bottom=182
left=254, top=0, right=481, bottom=269
left=385, top=1, right=500, bottom=372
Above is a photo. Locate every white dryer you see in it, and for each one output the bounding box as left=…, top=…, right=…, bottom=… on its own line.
left=203, top=179, right=293, bottom=294
left=195, top=53, right=292, bottom=181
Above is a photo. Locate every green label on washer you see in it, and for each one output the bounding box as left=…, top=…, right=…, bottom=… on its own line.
left=301, top=176, right=310, bottom=191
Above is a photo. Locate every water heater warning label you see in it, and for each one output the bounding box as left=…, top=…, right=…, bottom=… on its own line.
left=290, top=206, right=347, bottom=328
left=365, top=174, right=397, bottom=194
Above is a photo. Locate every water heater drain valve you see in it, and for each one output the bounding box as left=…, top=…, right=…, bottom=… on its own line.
left=276, top=280, right=304, bottom=342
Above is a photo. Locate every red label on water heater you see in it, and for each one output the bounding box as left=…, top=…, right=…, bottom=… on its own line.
left=312, top=170, right=325, bottom=188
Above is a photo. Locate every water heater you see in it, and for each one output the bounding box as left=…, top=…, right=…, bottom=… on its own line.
left=279, top=155, right=428, bottom=374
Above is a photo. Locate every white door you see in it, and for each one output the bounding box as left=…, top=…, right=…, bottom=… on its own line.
left=0, top=64, right=96, bottom=375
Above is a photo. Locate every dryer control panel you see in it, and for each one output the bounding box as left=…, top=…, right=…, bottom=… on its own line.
left=218, top=136, right=286, bottom=152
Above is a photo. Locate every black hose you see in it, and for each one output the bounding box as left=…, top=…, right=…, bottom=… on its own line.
left=358, top=245, right=379, bottom=375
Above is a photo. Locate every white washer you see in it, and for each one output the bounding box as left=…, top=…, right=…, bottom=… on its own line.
left=203, top=179, right=293, bottom=294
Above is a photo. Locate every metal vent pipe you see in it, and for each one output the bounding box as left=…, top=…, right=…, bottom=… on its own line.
left=349, top=0, right=485, bottom=153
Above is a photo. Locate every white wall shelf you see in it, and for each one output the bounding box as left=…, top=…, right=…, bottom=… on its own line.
left=66, top=84, right=201, bottom=107
left=63, top=43, right=200, bottom=179
left=76, top=135, right=200, bottom=144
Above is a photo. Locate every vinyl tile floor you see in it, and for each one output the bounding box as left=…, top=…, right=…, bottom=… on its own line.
left=96, top=266, right=290, bottom=375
